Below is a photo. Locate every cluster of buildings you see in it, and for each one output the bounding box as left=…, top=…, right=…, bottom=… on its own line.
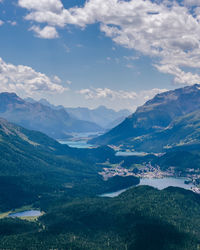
left=99, top=165, right=134, bottom=181
left=98, top=162, right=173, bottom=181
left=183, top=168, right=200, bottom=194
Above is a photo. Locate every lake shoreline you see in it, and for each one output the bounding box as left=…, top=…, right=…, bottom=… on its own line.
left=99, top=177, right=195, bottom=198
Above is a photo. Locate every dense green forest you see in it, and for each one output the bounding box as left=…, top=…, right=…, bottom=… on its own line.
left=0, top=186, right=199, bottom=249
left=0, top=118, right=139, bottom=212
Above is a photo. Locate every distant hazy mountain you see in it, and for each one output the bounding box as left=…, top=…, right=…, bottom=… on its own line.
left=25, top=98, right=131, bottom=129
left=65, top=106, right=131, bottom=129
left=0, top=92, right=103, bottom=139
left=90, top=84, right=200, bottom=151
left=25, top=97, right=62, bottom=110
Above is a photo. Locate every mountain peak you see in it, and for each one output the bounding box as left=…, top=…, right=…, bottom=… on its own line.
left=90, top=84, right=200, bottom=146
left=0, top=92, right=25, bottom=112
left=0, top=92, right=19, bottom=98
left=0, top=92, right=103, bottom=139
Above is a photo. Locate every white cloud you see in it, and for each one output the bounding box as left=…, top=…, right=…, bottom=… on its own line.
left=138, top=88, right=168, bottom=102
left=8, top=21, right=17, bottom=26
left=66, top=80, right=72, bottom=85
left=0, top=20, right=4, bottom=26
left=18, top=0, right=200, bottom=85
left=18, top=0, right=63, bottom=13
left=124, top=56, right=139, bottom=61
left=53, top=75, right=61, bottom=83
left=155, top=64, right=200, bottom=85
left=29, top=25, right=59, bottom=39
left=78, top=88, right=137, bottom=100
left=78, top=87, right=167, bottom=110
left=0, top=57, right=66, bottom=96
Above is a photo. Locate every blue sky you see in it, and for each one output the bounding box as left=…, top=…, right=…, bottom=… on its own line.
left=0, top=0, right=200, bottom=110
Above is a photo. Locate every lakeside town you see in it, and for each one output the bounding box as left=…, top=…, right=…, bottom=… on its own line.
left=98, top=161, right=200, bottom=194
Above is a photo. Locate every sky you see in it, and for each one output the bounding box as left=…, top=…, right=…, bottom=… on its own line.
left=0, top=0, right=200, bottom=111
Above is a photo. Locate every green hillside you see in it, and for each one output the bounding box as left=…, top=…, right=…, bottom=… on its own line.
left=0, top=118, right=139, bottom=211
left=126, top=110, right=200, bottom=152
left=0, top=186, right=199, bottom=249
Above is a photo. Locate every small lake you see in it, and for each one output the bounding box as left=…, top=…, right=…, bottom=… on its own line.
left=59, top=140, right=93, bottom=148
left=71, top=132, right=102, bottom=138
left=115, top=151, right=148, bottom=157
left=9, top=210, right=42, bottom=218
left=100, top=177, right=195, bottom=198
left=58, top=132, right=103, bottom=148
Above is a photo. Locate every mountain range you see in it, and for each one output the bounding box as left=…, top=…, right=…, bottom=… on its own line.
left=90, top=84, right=200, bottom=152
left=2, top=84, right=200, bottom=152
left=0, top=92, right=103, bottom=139
left=26, top=97, right=131, bottom=129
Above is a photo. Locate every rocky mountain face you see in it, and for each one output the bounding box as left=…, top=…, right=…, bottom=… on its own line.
left=90, top=84, right=200, bottom=151
left=0, top=92, right=103, bottom=139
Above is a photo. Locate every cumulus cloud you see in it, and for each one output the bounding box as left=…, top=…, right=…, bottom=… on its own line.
left=29, top=25, right=59, bottom=39
left=0, top=57, right=66, bottom=96
left=18, top=0, right=63, bottom=13
left=78, top=87, right=167, bottom=110
left=78, top=88, right=137, bottom=100
left=0, top=20, right=4, bottom=26
left=155, top=64, right=200, bottom=85
left=18, top=0, right=200, bottom=85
